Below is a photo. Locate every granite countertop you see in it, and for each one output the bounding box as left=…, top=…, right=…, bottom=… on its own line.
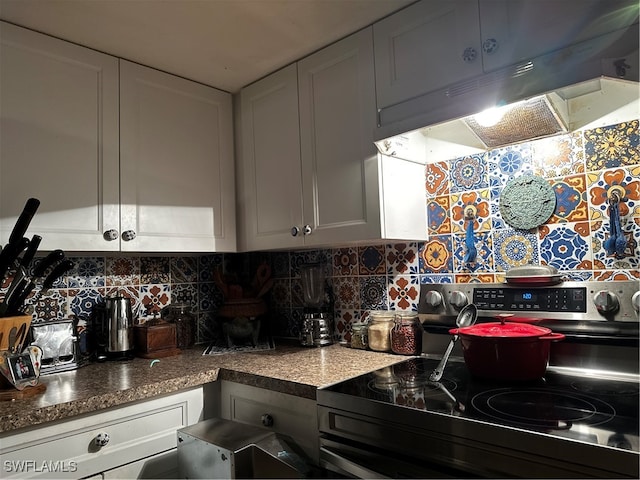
left=0, top=343, right=404, bottom=434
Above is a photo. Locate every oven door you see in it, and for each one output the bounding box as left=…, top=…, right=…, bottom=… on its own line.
left=319, top=436, right=473, bottom=479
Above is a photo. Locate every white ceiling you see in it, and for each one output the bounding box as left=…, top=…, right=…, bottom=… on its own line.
left=0, top=0, right=413, bottom=93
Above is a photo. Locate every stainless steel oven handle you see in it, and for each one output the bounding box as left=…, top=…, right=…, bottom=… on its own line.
left=320, top=446, right=390, bottom=479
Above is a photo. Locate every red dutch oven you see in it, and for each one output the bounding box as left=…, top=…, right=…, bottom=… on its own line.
left=449, top=321, right=565, bottom=381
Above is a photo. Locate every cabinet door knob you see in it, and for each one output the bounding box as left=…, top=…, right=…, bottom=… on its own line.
left=94, top=432, right=110, bottom=447
left=291, top=226, right=300, bottom=237
left=103, top=229, right=119, bottom=241
left=462, top=47, right=477, bottom=63
left=261, top=413, right=274, bottom=427
left=302, top=225, right=312, bottom=235
left=482, top=38, right=499, bottom=55
left=121, top=230, right=136, bottom=241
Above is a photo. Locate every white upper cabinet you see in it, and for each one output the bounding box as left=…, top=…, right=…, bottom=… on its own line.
left=0, top=23, right=235, bottom=252
left=479, top=0, right=640, bottom=73
left=119, top=60, right=235, bottom=252
left=0, top=22, right=120, bottom=251
left=237, top=27, right=427, bottom=251
left=297, top=27, right=382, bottom=246
left=374, top=0, right=639, bottom=110
left=237, top=64, right=303, bottom=251
left=374, top=0, right=482, bottom=109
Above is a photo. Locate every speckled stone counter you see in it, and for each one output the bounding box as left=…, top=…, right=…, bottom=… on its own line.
left=0, top=343, right=403, bottom=434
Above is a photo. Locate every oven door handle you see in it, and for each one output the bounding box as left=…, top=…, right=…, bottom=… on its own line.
left=320, top=446, right=390, bottom=479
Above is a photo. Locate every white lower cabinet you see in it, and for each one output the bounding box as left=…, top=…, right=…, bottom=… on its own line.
left=0, top=387, right=203, bottom=479
left=219, top=380, right=319, bottom=465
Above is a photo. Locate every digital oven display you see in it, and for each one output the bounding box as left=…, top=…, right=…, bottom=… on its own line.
left=472, top=287, right=587, bottom=312
left=519, top=292, right=536, bottom=302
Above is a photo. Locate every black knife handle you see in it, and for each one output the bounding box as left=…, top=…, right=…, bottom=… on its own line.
left=42, top=259, right=74, bottom=290
left=5, top=278, right=31, bottom=316
left=33, top=249, right=65, bottom=278
left=0, top=237, right=29, bottom=279
left=20, top=234, right=42, bottom=270
left=8, top=198, right=40, bottom=246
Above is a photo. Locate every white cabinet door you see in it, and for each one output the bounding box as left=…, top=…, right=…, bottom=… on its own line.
left=237, top=27, right=427, bottom=251
left=373, top=0, right=481, bottom=109
left=237, top=64, right=303, bottom=251
left=298, top=27, right=381, bottom=246
left=119, top=60, right=236, bottom=252
left=479, top=0, right=640, bottom=73
left=0, top=22, right=120, bottom=251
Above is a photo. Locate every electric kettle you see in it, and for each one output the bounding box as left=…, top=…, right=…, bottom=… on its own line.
left=94, top=296, right=135, bottom=360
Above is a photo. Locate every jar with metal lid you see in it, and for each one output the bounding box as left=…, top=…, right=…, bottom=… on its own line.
left=391, top=311, right=422, bottom=355
left=162, top=304, right=195, bottom=348
left=367, top=310, right=394, bottom=352
left=350, top=323, right=368, bottom=350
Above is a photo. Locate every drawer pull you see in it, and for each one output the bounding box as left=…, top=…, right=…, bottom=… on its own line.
left=261, top=413, right=274, bottom=427
left=94, top=432, right=110, bottom=447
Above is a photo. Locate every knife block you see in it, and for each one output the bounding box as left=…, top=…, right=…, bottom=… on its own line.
left=134, top=320, right=180, bottom=358
left=0, top=315, right=32, bottom=352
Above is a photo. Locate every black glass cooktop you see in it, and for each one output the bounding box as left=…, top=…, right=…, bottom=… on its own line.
left=323, top=357, right=640, bottom=452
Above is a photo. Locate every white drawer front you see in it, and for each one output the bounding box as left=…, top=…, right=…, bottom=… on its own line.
left=220, top=381, right=318, bottom=463
left=1, top=388, right=203, bottom=479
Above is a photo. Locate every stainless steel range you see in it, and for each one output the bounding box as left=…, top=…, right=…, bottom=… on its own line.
left=317, top=280, right=639, bottom=478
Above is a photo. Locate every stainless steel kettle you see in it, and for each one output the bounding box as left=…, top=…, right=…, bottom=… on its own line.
left=98, top=296, right=134, bottom=359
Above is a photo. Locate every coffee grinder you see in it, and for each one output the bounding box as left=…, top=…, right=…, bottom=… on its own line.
left=300, top=262, right=333, bottom=347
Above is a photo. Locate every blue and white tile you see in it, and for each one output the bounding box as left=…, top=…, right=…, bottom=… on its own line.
left=359, top=276, right=387, bottom=310
left=358, top=245, right=386, bottom=275
left=69, top=288, right=104, bottom=321
left=492, top=228, right=540, bottom=272
left=419, top=274, right=454, bottom=284
left=487, top=144, right=534, bottom=188
left=67, top=256, right=105, bottom=288
left=453, top=231, right=493, bottom=273
left=539, top=223, right=592, bottom=271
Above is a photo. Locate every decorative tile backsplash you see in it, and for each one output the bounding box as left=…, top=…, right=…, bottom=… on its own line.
left=3, top=120, right=637, bottom=345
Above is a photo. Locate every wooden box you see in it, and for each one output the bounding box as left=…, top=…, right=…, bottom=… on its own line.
left=134, top=321, right=180, bottom=358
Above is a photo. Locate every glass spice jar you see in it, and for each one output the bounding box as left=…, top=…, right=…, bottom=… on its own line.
left=367, top=310, right=395, bottom=352
left=163, top=303, right=196, bottom=349
left=350, top=323, right=368, bottom=350
left=391, top=311, right=422, bottom=355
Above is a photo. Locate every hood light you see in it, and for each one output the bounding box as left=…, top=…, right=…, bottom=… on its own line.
left=463, top=95, right=567, bottom=148
left=472, top=105, right=510, bottom=127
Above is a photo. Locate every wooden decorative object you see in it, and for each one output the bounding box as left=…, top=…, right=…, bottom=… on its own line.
left=218, top=298, right=267, bottom=319
left=134, top=320, right=181, bottom=358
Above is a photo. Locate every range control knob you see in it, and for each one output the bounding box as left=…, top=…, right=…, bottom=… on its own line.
left=594, top=290, right=620, bottom=314
left=449, top=291, right=468, bottom=309
left=424, top=290, right=443, bottom=308
left=632, top=291, right=640, bottom=313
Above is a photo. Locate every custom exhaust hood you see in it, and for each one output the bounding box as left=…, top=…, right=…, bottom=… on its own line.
left=375, top=23, right=640, bottom=164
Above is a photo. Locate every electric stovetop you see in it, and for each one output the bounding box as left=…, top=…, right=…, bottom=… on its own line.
left=322, top=356, right=640, bottom=453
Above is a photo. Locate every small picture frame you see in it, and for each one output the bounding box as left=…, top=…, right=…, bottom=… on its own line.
left=7, top=353, right=37, bottom=384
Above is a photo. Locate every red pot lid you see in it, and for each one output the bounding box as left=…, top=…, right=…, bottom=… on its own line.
left=453, top=322, right=553, bottom=338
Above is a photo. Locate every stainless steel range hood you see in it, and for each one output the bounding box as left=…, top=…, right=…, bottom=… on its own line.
left=375, top=23, right=640, bottom=163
